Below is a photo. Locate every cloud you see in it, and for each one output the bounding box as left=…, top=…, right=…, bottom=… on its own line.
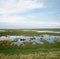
left=0, top=15, right=60, bottom=28
left=0, top=16, right=27, bottom=24
left=0, top=0, right=60, bottom=28
left=0, top=0, right=45, bottom=15
left=0, top=20, right=60, bottom=29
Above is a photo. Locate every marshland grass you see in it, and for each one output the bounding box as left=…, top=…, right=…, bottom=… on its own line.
left=0, top=29, right=60, bottom=36
left=0, top=52, right=60, bottom=59
left=0, top=42, right=60, bottom=59
left=0, top=29, right=60, bottom=59
left=0, top=44, right=60, bottom=54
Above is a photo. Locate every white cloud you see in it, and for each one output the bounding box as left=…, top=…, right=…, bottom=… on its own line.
left=0, top=16, right=27, bottom=24
left=0, top=14, right=60, bottom=28
left=0, top=0, right=45, bottom=15
left=0, top=0, right=60, bottom=28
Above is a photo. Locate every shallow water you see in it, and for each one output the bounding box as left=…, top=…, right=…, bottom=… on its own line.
left=0, top=30, right=6, bottom=32
left=24, top=30, right=60, bottom=33
left=0, top=35, right=60, bottom=46
left=36, top=31, right=60, bottom=33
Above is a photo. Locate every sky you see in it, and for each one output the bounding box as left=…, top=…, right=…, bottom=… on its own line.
left=0, top=0, right=60, bottom=29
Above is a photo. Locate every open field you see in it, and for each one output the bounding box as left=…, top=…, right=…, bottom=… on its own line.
left=0, top=29, right=60, bottom=59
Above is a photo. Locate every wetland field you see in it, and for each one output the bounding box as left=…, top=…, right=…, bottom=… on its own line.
left=0, top=29, right=60, bottom=59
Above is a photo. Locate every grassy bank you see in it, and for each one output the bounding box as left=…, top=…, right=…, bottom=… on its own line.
left=0, top=44, right=60, bottom=54
left=0, top=44, right=60, bottom=59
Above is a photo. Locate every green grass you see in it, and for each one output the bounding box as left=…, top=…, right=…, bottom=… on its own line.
left=0, top=44, right=60, bottom=55
left=0, top=44, right=60, bottom=59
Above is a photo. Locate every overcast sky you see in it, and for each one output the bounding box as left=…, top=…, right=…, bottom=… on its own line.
left=0, top=0, right=60, bottom=29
